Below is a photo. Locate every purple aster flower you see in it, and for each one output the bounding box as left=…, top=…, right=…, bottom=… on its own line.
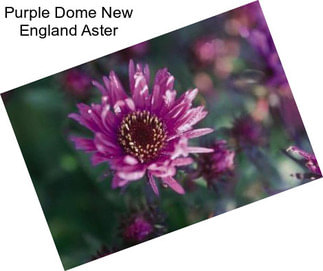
left=69, top=60, right=214, bottom=195
left=196, top=140, right=235, bottom=184
left=120, top=204, right=166, bottom=244
left=287, top=146, right=322, bottom=178
left=231, top=115, right=266, bottom=147
left=123, top=216, right=153, bottom=242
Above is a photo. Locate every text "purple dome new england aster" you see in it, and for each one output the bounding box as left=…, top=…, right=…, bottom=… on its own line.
left=69, top=60, right=214, bottom=195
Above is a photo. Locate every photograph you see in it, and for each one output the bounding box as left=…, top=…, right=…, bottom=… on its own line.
left=1, top=1, right=321, bottom=269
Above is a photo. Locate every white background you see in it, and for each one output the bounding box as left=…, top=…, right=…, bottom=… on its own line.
left=0, top=0, right=323, bottom=270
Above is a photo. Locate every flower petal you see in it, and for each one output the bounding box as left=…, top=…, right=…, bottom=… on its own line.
left=162, top=176, right=185, bottom=194
left=172, top=157, right=193, bottom=166
left=175, top=106, right=208, bottom=133
left=187, top=146, right=214, bottom=153
left=117, top=169, right=146, bottom=181
left=287, top=146, right=315, bottom=161
left=91, top=152, right=110, bottom=166
left=92, top=80, right=107, bottom=96
left=148, top=164, right=176, bottom=178
left=123, top=155, right=138, bottom=165
left=176, top=88, right=198, bottom=106
left=94, top=133, right=120, bottom=154
left=70, top=136, right=96, bottom=152
left=112, top=175, right=129, bottom=188
left=148, top=173, right=159, bottom=196
left=69, top=103, right=100, bottom=132
left=102, top=72, right=128, bottom=106
left=151, top=68, right=174, bottom=112
left=183, top=128, right=214, bottom=139
left=132, top=72, right=149, bottom=108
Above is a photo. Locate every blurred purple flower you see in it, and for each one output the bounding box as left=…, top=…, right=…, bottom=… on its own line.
left=287, top=146, right=322, bottom=178
left=118, top=41, right=150, bottom=61
left=225, top=2, right=262, bottom=37
left=196, top=140, right=235, bottom=184
left=63, top=69, right=92, bottom=98
left=129, top=41, right=149, bottom=56
left=244, top=4, right=288, bottom=89
left=249, top=33, right=287, bottom=88
left=194, top=72, right=214, bottom=94
left=231, top=115, right=266, bottom=147
left=193, top=37, right=217, bottom=65
left=120, top=204, right=166, bottom=244
left=69, top=60, right=213, bottom=195
left=247, top=17, right=303, bottom=139
left=193, top=37, right=240, bottom=79
left=123, top=216, right=153, bottom=242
